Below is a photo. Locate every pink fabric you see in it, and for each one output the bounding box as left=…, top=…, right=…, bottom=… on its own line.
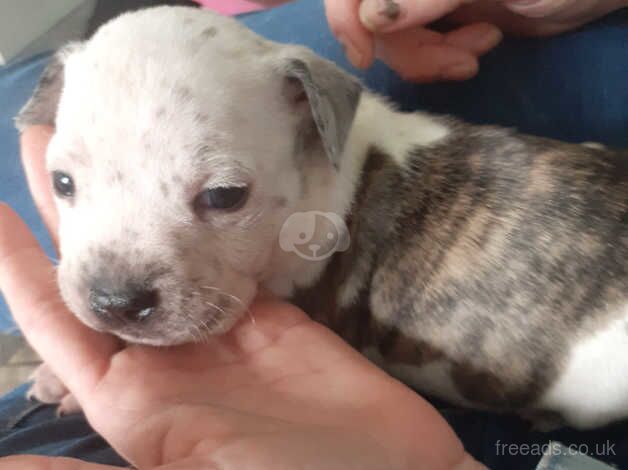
left=195, top=0, right=268, bottom=16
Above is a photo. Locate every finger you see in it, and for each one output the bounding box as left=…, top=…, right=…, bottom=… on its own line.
left=228, top=297, right=311, bottom=355
left=0, top=204, right=118, bottom=396
left=0, top=455, right=120, bottom=470
left=443, top=22, right=503, bottom=55
left=376, top=28, right=480, bottom=81
left=20, top=125, right=59, bottom=249
left=501, top=0, right=573, bottom=18
left=324, top=0, right=375, bottom=69
left=359, top=0, right=473, bottom=33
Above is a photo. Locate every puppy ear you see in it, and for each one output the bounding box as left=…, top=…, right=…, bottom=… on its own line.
left=15, top=43, right=82, bottom=132
left=282, top=50, right=362, bottom=168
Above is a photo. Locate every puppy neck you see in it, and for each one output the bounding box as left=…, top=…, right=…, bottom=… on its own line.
left=303, top=93, right=452, bottom=221
left=263, top=92, right=451, bottom=298
left=344, top=92, right=450, bottom=170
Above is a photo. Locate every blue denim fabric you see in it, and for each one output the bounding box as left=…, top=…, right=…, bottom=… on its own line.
left=0, top=1, right=627, bottom=468
left=0, top=384, right=126, bottom=466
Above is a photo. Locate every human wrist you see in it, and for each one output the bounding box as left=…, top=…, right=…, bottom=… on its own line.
left=504, top=0, right=627, bottom=18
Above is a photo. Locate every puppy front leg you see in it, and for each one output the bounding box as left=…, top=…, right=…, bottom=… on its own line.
left=27, top=362, right=81, bottom=416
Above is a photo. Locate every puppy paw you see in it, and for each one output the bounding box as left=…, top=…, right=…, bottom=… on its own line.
left=57, top=393, right=82, bottom=416
left=27, top=363, right=81, bottom=415
left=27, top=363, right=67, bottom=403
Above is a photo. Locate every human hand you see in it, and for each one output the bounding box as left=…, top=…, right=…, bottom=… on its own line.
left=0, top=126, right=484, bottom=469
left=326, top=0, right=627, bottom=81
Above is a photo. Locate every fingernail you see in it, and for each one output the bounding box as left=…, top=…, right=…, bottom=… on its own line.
left=338, top=35, right=365, bottom=69
left=359, top=0, right=402, bottom=32
left=443, top=61, right=478, bottom=80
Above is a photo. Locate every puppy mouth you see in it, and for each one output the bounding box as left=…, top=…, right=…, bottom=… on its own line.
left=181, top=306, right=233, bottom=343
left=67, top=280, right=255, bottom=346
left=84, top=298, right=247, bottom=347
left=99, top=314, right=223, bottom=346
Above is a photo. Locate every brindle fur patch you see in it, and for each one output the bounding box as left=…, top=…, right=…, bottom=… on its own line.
left=293, top=120, right=628, bottom=412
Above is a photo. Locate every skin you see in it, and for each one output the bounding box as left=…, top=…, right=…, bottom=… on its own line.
left=0, top=126, right=485, bottom=469
left=257, top=0, right=628, bottom=81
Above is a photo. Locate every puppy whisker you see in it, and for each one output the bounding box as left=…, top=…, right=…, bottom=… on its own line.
left=201, top=285, right=256, bottom=326
left=204, top=300, right=227, bottom=316
left=181, top=309, right=203, bottom=343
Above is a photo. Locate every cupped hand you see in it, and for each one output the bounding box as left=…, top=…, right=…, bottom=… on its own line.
left=0, top=126, right=484, bottom=469
left=326, top=0, right=627, bottom=81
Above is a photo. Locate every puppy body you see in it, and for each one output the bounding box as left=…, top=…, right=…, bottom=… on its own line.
left=17, top=7, right=628, bottom=429
left=295, top=104, right=628, bottom=429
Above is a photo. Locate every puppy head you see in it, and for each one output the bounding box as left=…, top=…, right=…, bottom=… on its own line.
left=17, top=7, right=361, bottom=345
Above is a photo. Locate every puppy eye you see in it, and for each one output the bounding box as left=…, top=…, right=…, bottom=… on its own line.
left=193, top=186, right=249, bottom=213
left=52, top=171, right=75, bottom=198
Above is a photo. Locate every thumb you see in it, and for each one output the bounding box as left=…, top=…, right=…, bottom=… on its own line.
left=324, top=0, right=375, bottom=69
left=0, top=455, right=122, bottom=470
left=359, top=0, right=472, bottom=32
left=20, top=125, right=59, bottom=249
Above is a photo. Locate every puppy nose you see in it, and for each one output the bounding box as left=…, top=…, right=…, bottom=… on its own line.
left=89, top=284, right=158, bottom=322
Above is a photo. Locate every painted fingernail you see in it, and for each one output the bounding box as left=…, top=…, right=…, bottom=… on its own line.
left=338, top=35, right=365, bottom=69
left=443, top=61, right=478, bottom=80
left=359, top=0, right=402, bottom=32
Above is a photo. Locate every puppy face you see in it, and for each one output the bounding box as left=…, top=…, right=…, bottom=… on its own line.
left=25, top=7, right=361, bottom=345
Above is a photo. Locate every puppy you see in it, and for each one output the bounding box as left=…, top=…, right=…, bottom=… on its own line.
left=17, top=6, right=627, bottom=429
